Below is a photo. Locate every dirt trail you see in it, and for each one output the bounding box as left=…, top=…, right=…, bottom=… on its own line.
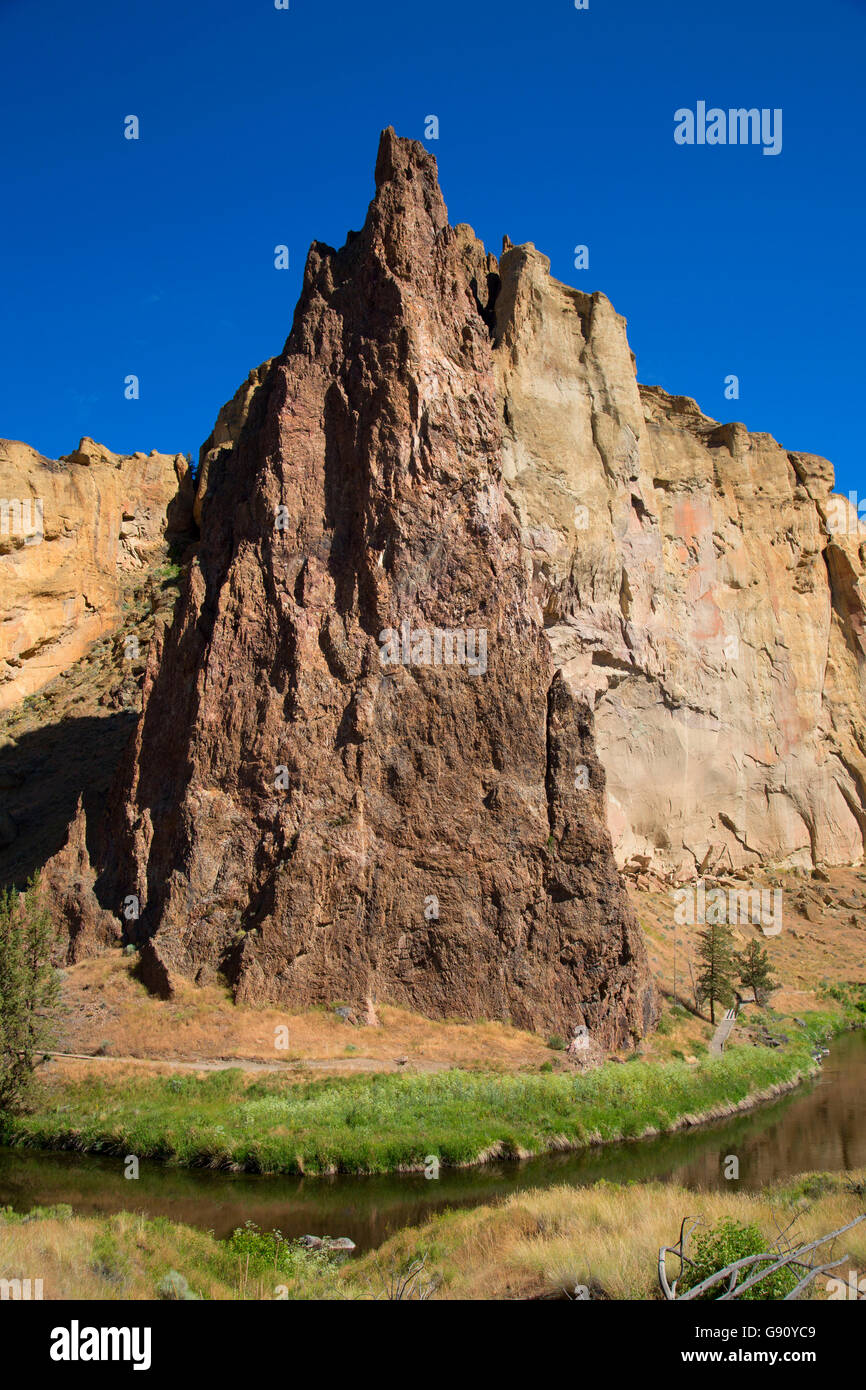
left=43, top=1051, right=446, bottom=1076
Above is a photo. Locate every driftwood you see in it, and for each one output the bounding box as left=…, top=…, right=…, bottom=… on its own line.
left=659, top=1213, right=866, bottom=1301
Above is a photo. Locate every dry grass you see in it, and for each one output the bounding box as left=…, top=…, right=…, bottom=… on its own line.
left=0, top=1207, right=345, bottom=1301
left=4, top=1173, right=862, bottom=1301
left=632, top=865, right=866, bottom=1061
left=50, top=866, right=865, bottom=1078
left=54, top=955, right=552, bottom=1073
left=348, top=1171, right=866, bottom=1301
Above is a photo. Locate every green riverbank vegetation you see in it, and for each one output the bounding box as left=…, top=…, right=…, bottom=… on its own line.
left=0, top=1012, right=847, bottom=1176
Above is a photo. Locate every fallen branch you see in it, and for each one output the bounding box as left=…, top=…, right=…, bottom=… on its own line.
left=659, top=1214, right=866, bottom=1301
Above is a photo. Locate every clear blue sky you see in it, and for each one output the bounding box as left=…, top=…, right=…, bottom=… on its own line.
left=1, top=0, right=863, bottom=496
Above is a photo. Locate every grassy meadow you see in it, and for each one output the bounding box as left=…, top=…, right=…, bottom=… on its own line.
left=0, top=1013, right=839, bottom=1176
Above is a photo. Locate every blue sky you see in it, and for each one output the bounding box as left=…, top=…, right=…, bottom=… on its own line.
left=0, top=0, right=863, bottom=496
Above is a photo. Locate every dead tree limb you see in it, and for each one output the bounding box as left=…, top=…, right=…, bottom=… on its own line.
left=716, top=1216, right=866, bottom=1301
left=784, top=1257, right=849, bottom=1302
left=659, top=1214, right=866, bottom=1301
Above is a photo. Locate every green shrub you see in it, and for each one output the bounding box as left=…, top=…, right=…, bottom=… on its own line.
left=227, top=1222, right=338, bottom=1281
left=91, top=1230, right=130, bottom=1287
left=0, top=876, right=59, bottom=1113
left=157, top=1269, right=198, bottom=1300
left=678, top=1218, right=799, bottom=1300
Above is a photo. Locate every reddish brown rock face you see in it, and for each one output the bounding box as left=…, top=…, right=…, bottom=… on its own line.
left=93, top=130, right=655, bottom=1045
left=42, top=799, right=120, bottom=965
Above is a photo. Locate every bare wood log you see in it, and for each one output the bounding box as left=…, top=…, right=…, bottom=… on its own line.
left=784, top=1257, right=849, bottom=1301
left=658, top=1217, right=701, bottom=1300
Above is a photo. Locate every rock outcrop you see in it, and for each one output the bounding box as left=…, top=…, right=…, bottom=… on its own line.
left=0, top=558, right=185, bottom=895
left=0, top=437, right=193, bottom=710
left=40, top=798, right=121, bottom=964
left=493, top=244, right=866, bottom=874
left=194, top=362, right=272, bottom=529
left=43, top=128, right=866, bottom=1031
left=82, top=129, right=656, bottom=1045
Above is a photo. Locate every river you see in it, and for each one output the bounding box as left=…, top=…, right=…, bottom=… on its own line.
left=1, top=1030, right=864, bottom=1250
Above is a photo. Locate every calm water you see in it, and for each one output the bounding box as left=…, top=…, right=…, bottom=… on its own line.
left=1, top=1031, right=864, bottom=1250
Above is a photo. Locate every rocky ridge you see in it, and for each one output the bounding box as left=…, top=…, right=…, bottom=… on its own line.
left=0, top=436, right=193, bottom=710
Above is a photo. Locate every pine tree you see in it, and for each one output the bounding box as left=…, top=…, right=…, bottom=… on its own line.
left=737, top=938, right=779, bottom=1006
left=696, top=919, right=737, bottom=1024
left=0, top=875, right=59, bottom=1112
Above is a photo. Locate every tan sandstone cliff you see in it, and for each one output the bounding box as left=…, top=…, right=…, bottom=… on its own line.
left=493, top=244, right=866, bottom=875
left=0, top=437, right=193, bottom=710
